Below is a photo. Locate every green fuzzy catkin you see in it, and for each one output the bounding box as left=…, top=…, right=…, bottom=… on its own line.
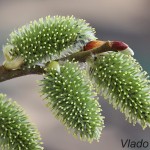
left=5, top=15, right=96, bottom=67
left=41, top=61, right=104, bottom=142
left=0, top=93, right=43, bottom=150
left=87, top=52, right=150, bottom=129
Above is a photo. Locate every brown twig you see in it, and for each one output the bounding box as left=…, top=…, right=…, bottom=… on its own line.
left=0, top=65, right=45, bottom=82
left=0, top=41, right=114, bottom=82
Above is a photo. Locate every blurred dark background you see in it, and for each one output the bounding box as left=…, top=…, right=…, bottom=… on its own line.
left=0, top=0, right=150, bottom=150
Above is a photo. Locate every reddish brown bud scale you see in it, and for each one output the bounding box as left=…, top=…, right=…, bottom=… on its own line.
left=111, top=41, right=128, bottom=51
left=110, top=41, right=134, bottom=56
left=84, top=40, right=134, bottom=56
left=84, top=40, right=105, bottom=51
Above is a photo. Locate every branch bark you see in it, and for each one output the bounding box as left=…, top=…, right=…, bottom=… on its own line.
left=0, top=41, right=115, bottom=82
left=0, top=65, right=45, bottom=82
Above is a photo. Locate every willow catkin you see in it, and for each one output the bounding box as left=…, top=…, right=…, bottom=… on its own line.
left=0, top=93, right=43, bottom=150
left=41, top=61, right=104, bottom=142
left=3, top=16, right=96, bottom=69
left=87, top=52, right=150, bottom=129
